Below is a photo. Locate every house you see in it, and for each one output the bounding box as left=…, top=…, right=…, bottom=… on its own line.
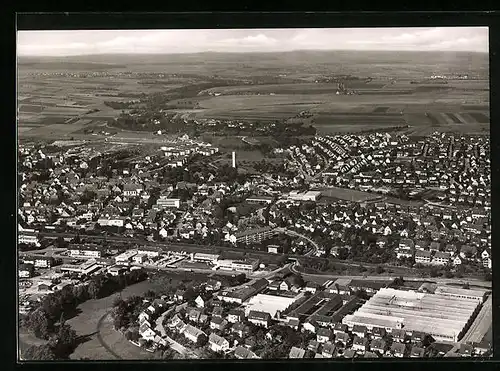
left=432, top=251, right=450, bottom=265
left=209, top=333, right=230, bottom=353
left=399, top=238, right=415, bottom=250
left=303, top=319, right=319, bottom=334
left=288, top=346, right=306, bottom=359
left=212, top=306, right=223, bottom=318
left=322, top=342, right=336, bottom=358
left=188, top=309, right=202, bottom=323
left=231, top=322, right=250, bottom=338
left=371, top=327, right=386, bottom=339
left=316, top=328, right=332, bottom=343
left=370, top=338, right=387, bottom=354
left=279, top=280, right=292, bottom=291
left=227, top=309, right=245, bottom=323
left=334, top=332, right=350, bottom=347
left=287, top=317, right=300, bottom=330
left=414, top=240, right=428, bottom=251
left=308, top=340, right=320, bottom=353
left=210, top=317, right=228, bottom=331
left=390, top=342, right=406, bottom=357
left=195, top=295, right=206, bottom=308
left=175, top=289, right=186, bottom=301
left=139, top=323, right=156, bottom=340
left=429, top=241, right=440, bottom=252
left=453, top=255, right=463, bottom=266
left=343, top=349, right=357, bottom=358
left=352, top=336, right=368, bottom=353
left=391, top=329, right=407, bottom=343
left=305, top=281, right=319, bottom=294
left=248, top=310, right=271, bottom=328
left=234, top=346, right=259, bottom=359
left=19, top=263, right=35, bottom=278
left=183, top=324, right=206, bottom=343
left=352, top=325, right=368, bottom=338
left=415, top=250, right=432, bottom=265
left=410, top=346, right=425, bottom=358
left=333, top=323, right=348, bottom=335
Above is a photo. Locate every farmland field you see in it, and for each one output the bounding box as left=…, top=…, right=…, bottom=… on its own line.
left=17, top=50, right=489, bottom=138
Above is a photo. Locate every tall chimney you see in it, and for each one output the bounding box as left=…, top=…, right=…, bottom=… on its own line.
left=232, top=151, right=236, bottom=168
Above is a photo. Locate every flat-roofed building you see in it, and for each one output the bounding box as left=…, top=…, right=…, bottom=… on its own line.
left=244, top=293, right=301, bottom=318
left=246, top=195, right=274, bottom=204
left=60, top=259, right=101, bottom=276
left=114, top=250, right=138, bottom=265
left=433, top=286, right=487, bottom=304
left=193, top=252, right=220, bottom=263
left=155, top=196, right=181, bottom=209
left=137, top=247, right=160, bottom=258
left=288, top=190, right=322, bottom=202
left=231, top=259, right=259, bottom=272
left=69, top=244, right=103, bottom=258
left=19, top=232, right=40, bottom=246
left=342, top=288, right=481, bottom=342
left=235, top=226, right=277, bottom=244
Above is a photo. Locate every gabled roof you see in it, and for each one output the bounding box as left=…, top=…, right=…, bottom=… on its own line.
left=234, top=346, right=259, bottom=359
left=317, top=328, right=332, bottom=337
left=391, top=342, right=406, bottom=353
left=248, top=310, right=271, bottom=321
left=289, top=346, right=306, bottom=359
left=209, top=333, right=228, bottom=346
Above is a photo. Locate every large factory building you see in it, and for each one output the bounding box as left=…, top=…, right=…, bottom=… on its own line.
left=342, top=287, right=484, bottom=342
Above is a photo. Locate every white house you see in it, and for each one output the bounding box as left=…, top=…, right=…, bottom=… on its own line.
left=209, top=333, right=230, bottom=353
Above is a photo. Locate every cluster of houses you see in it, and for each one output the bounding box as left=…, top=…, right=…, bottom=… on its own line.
left=317, top=133, right=490, bottom=209
left=287, top=323, right=478, bottom=359
left=129, top=273, right=488, bottom=360
left=271, top=194, right=491, bottom=269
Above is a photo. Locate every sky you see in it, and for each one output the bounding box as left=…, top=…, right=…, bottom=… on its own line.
left=17, top=27, right=489, bottom=56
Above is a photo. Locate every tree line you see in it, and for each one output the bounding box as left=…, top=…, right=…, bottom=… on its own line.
left=20, top=269, right=148, bottom=360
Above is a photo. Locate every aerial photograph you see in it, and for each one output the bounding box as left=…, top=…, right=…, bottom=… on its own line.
left=17, top=26, right=491, bottom=361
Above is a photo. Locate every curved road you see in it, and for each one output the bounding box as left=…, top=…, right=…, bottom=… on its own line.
left=281, top=229, right=320, bottom=257
left=96, top=312, right=122, bottom=359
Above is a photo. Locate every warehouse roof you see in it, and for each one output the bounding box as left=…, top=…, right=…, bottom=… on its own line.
left=344, top=288, right=480, bottom=342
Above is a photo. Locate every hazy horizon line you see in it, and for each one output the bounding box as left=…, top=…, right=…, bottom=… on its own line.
left=18, top=48, right=489, bottom=58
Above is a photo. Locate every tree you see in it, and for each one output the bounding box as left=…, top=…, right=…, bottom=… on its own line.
left=484, top=272, right=492, bottom=281
left=52, top=323, right=77, bottom=358
left=55, top=236, right=67, bottom=249
left=24, top=308, right=51, bottom=339
left=429, top=267, right=440, bottom=278
left=22, top=344, right=56, bottom=360
left=196, top=334, right=208, bottom=347
left=375, top=266, right=385, bottom=274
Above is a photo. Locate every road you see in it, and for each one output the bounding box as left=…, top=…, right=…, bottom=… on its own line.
left=460, top=295, right=493, bottom=344
left=36, top=230, right=323, bottom=263
left=34, top=230, right=490, bottom=288
left=279, top=228, right=320, bottom=257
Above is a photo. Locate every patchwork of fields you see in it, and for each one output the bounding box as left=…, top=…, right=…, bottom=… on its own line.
left=17, top=53, right=489, bottom=138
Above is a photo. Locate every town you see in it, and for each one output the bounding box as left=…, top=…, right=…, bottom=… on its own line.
left=18, top=130, right=492, bottom=360
left=17, top=25, right=491, bottom=361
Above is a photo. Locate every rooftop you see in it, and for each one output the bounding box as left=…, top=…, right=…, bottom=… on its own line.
left=344, top=288, right=480, bottom=341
